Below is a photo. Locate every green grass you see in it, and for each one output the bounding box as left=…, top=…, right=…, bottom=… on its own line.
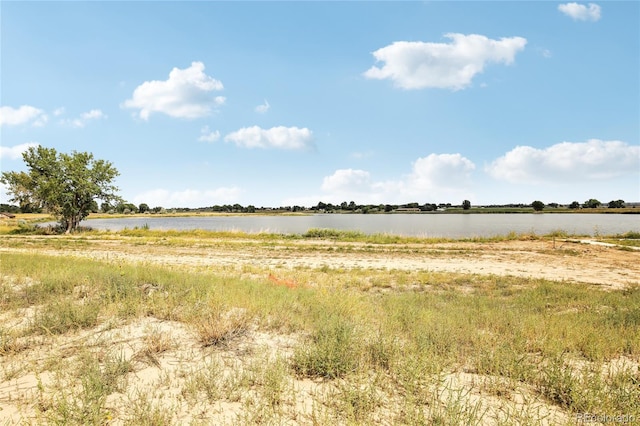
left=1, top=249, right=639, bottom=424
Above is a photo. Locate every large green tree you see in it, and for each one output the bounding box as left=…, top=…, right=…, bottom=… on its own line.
left=1, top=146, right=120, bottom=233
left=531, top=200, right=545, bottom=211
left=584, top=198, right=601, bottom=209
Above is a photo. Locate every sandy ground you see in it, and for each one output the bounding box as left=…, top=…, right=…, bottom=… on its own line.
left=1, top=235, right=638, bottom=289
left=1, top=235, right=638, bottom=424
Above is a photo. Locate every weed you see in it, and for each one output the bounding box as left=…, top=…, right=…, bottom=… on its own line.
left=142, top=327, right=175, bottom=355
left=191, top=305, right=251, bottom=347
left=30, top=299, right=100, bottom=335
left=42, top=353, right=118, bottom=425
left=0, top=327, right=29, bottom=355
left=123, top=391, right=174, bottom=425
left=259, top=357, right=289, bottom=408
left=330, top=380, right=381, bottom=423
left=292, top=316, right=361, bottom=379
left=181, top=357, right=223, bottom=403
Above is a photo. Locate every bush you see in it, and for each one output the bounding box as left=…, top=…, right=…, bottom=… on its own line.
left=292, top=317, right=361, bottom=379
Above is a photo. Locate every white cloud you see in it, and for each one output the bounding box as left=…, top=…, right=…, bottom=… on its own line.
left=0, top=142, right=39, bottom=160
left=558, top=3, right=601, bottom=21
left=364, top=33, right=527, bottom=90
left=81, top=109, right=106, bottom=120
left=351, top=151, right=374, bottom=159
left=255, top=100, right=270, bottom=114
left=0, top=182, right=9, bottom=204
left=539, top=48, right=552, bottom=58
left=408, top=153, right=476, bottom=190
left=198, top=126, right=221, bottom=143
left=486, top=139, right=639, bottom=183
left=122, top=61, right=225, bottom=120
left=321, top=169, right=373, bottom=193
left=0, top=105, right=48, bottom=127
left=61, top=109, right=107, bottom=128
left=53, top=107, right=66, bottom=116
left=224, top=126, right=314, bottom=150
left=305, top=153, right=477, bottom=205
left=133, top=187, right=242, bottom=208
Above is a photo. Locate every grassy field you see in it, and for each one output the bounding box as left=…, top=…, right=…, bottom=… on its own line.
left=1, top=227, right=639, bottom=425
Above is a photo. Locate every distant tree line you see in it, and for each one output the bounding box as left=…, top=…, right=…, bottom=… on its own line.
left=530, top=199, right=628, bottom=211
left=3, top=197, right=632, bottom=216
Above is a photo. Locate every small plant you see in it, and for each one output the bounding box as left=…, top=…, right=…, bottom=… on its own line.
left=191, top=306, right=250, bottom=347
left=0, top=327, right=28, bottom=355
left=31, top=299, right=100, bottom=335
left=181, top=357, right=223, bottom=403
left=292, top=316, right=361, bottom=379
left=262, top=370, right=286, bottom=408
left=141, top=327, right=175, bottom=354
left=618, top=231, right=640, bottom=239
left=43, top=352, right=124, bottom=425
left=331, top=381, right=381, bottom=423
left=536, top=356, right=578, bottom=409
left=123, top=391, right=174, bottom=426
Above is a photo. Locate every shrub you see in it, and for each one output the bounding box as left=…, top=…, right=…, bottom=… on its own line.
left=292, top=316, right=361, bottom=379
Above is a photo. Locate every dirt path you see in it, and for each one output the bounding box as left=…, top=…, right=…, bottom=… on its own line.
left=1, top=236, right=637, bottom=289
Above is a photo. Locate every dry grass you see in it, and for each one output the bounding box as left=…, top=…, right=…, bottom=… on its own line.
left=0, top=232, right=639, bottom=425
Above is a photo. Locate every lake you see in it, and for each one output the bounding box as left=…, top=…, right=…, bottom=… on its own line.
left=71, top=214, right=640, bottom=238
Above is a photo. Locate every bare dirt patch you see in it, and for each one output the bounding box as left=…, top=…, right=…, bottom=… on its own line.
left=1, top=235, right=637, bottom=289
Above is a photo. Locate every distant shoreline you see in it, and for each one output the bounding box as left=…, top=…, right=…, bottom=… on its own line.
left=82, top=207, right=639, bottom=220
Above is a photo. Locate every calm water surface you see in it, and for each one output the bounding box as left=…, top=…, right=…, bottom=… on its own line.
left=76, top=214, right=640, bottom=238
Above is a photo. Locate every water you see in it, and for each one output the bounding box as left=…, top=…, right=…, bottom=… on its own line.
left=64, top=213, right=639, bottom=238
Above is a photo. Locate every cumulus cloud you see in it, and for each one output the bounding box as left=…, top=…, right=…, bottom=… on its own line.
left=255, top=100, right=270, bottom=114
left=308, top=153, right=477, bottom=204
left=133, top=187, right=242, bottom=209
left=122, top=62, right=225, bottom=120
left=0, top=105, right=48, bottom=127
left=558, top=3, right=601, bottom=21
left=486, top=139, right=639, bottom=183
left=408, top=153, right=476, bottom=190
left=60, top=109, right=107, bottom=128
left=0, top=142, right=39, bottom=160
left=198, top=125, right=221, bottom=143
left=321, top=169, right=373, bottom=193
left=364, top=33, right=527, bottom=90
left=224, top=126, right=313, bottom=150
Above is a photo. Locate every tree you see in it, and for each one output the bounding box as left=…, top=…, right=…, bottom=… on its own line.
left=584, top=199, right=601, bottom=209
left=531, top=200, right=545, bottom=211
left=569, top=201, right=580, bottom=209
left=116, top=203, right=137, bottom=214
left=101, top=201, right=112, bottom=213
left=1, top=146, right=120, bottom=233
left=462, top=200, right=471, bottom=210
left=608, top=199, right=625, bottom=208
left=138, top=203, right=150, bottom=213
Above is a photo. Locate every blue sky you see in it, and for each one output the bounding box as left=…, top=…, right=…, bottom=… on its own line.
left=1, top=1, right=638, bottom=208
